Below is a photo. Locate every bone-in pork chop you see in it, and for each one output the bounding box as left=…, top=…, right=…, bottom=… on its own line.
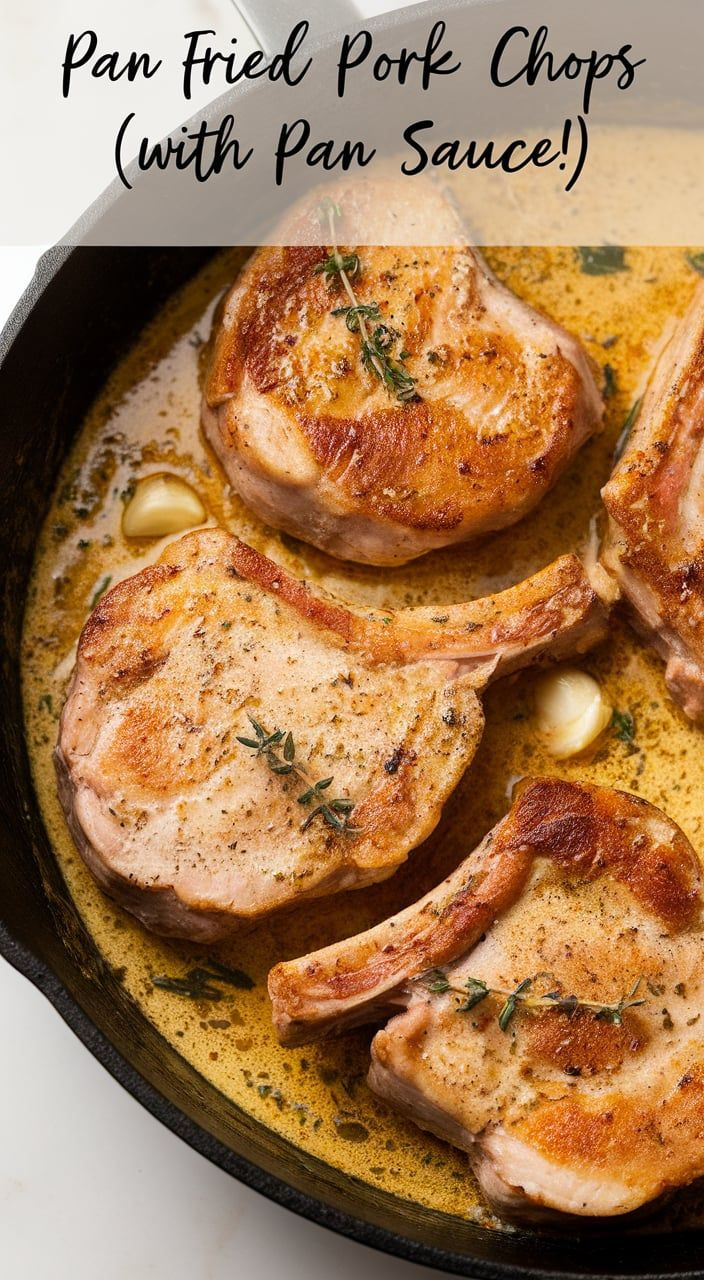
left=203, top=181, right=603, bottom=565
left=602, top=280, right=704, bottom=722
left=55, top=530, right=605, bottom=941
left=269, top=779, right=704, bottom=1221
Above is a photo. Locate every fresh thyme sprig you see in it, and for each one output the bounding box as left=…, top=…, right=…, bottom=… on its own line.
left=424, top=970, right=645, bottom=1033
left=316, top=197, right=417, bottom=403
left=236, top=714, right=359, bottom=836
left=152, top=959, right=255, bottom=1001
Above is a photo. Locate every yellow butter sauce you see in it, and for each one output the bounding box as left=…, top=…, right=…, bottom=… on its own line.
left=21, top=242, right=704, bottom=1227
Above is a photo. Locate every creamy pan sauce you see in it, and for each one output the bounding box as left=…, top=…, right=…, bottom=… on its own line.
left=21, top=244, right=704, bottom=1227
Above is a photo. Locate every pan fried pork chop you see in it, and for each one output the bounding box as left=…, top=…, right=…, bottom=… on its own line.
left=269, top=779, right=704, bottom=1221
left=55, top=530, right=605, bottom=941
left=203, top=182, right=603, bottom=566
left=602, top=281, right=704, bottom=722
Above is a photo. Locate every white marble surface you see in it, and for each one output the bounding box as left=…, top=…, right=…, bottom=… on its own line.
left=0, top=2, right=446, bottom=1276
left=0, top=945, right=438, bottom=1280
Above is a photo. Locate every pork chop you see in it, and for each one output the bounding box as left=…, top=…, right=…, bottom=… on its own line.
left=269, top=778, right=704, bottom=1221
left=55, top=529, right=605, bottom=941
left=602, top=280, right=704, bottom=722
left=203, top=181, right=603, bottom=566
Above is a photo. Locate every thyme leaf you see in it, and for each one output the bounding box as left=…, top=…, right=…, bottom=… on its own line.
left=613, top=397, right=642, bottom=462
left=237, top=714, right=359, bottom=836
left=603, top=362, right=617, bottom=400
left=498, top=978, right=533, bottom=1031
left=457, top=977, right=490, bottom=1013
left=90, top=575, right=112, bottom=610
left=203, top=959, right=255, bottom=989
left=593, top=978, right=644, bottom=1026
left=424, top=968, right=451, bottom=994
left=152, top=969, right=223, bottom=1001
left=331, top=302, right=381, bottom=332
left=423, top=970, right=645, bottom=1033
left=315, top=252, right=360, bottom=280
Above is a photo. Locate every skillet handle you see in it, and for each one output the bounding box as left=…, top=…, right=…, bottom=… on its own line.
left=232, top=0, right=362, bottom=55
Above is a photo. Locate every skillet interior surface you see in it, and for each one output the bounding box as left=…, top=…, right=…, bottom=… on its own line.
left=3, top=241, right=704, bottom=1278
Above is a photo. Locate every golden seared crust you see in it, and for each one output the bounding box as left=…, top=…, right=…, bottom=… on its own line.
left=269, top=779, right=701, bottom=1042
left=269, top=779, right=704, bottom=1219
left=59, top=529, right=480, bottom=938
left=521, top=1007, right=648, bottom=1077
left=208, top=244, right=584, bottom=534
left=602, top=280, right=704, bottom=720
left=58, top=531, right=604, bottom=940
left=507, top=778, right=701, bottom=932
left=204, top=183, right=602, bottom=565
left=514, top=1068, right=704, bottom=1202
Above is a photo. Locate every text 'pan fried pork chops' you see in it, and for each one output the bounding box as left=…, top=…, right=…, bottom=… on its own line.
left=602, top=280, right=704, bottom=722
left=203, top=181, right=603, bottom=566
left=55, top=529, right=606, bottom=942
left=269, top=779, right=704, bottom=1221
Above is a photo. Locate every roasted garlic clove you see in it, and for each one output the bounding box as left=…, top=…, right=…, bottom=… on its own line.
left=122, top=473, right=206, bottom=539
left=533, top=668, right=612, bottom=759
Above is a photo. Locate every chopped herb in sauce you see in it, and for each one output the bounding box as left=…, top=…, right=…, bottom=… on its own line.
left=577, top=246, right=627, bottom=275
left=611, top=708, right=636, bottom=745
left=152, top=960, right=254, bottom=1001
left=686, top=252, right=704, bottom=275
left=205, top=959, right=255, bottom=989
left=152, top=970, right=224, bottom=1001
left=603, top=363, right=617, bottom=400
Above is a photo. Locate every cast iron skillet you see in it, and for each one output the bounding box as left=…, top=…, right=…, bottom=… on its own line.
left=2, top=2, right=704, bottom=1275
